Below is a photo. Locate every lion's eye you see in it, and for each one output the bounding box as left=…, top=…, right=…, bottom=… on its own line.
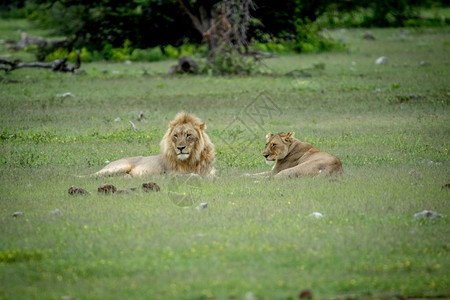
left=271, top=143, right=276, bottom=148
left=173, top=134, right=178, bottom=139
left=186, top=134, right=191, bottom=138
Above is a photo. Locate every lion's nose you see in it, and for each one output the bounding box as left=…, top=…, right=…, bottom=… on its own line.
left=177, top=146, right=186, bottom=152
left=263, top=153, right=269, bottom=158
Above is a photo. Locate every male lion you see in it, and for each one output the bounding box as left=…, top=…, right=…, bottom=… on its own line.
left=92, top=112, right=215, bottom=178
left=249, top=132, right=343, bottom=178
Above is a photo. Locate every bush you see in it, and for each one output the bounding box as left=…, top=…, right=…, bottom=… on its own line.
left=107, top=40, right=133, bottom=61
left=253, top=40, right=297, bottom=54
left=294, top=20, right=344, bottom=53
left=131, top=47, right=164, bottom=62
left=44, top=47, right=94, bottom=63
left=201, top=47, right=257, bottom=75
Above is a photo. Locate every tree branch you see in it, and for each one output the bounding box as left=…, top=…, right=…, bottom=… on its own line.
left=0, top=50, right=81, bottom=73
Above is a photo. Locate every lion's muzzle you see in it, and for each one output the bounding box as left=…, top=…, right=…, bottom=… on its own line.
left=176, top=146, right=190, bottom=160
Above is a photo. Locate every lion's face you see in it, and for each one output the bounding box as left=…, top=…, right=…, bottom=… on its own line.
left=169, top=123, right=201, bottom=161
left=263, top=132, right=294, bottom=162
left=160, top=112, right=215, bottom=177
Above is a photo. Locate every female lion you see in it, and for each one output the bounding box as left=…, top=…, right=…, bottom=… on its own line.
left=248, top=132, right=343, bottom=178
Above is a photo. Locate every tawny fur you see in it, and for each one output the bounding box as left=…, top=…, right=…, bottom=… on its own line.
left=249, top=132, right=343, bottom=178
left=92, top=112, right=215, bottom=178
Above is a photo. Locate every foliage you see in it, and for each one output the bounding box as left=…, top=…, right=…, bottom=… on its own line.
left=294, top=20, right=345, bottom=53
left=2, top=0, right=441, bottom=65
left=131, top=47, right=164, bottom=62
left=200, top=47, right=258, bottom=75
left=43, top=47, right=94, bottom=62
left=318, top=0, right=449, bottom=27
left=20, top=0, right=196, bottom=53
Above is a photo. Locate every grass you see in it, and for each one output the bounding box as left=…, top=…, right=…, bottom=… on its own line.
left=1, top=20, right=450, bottom=300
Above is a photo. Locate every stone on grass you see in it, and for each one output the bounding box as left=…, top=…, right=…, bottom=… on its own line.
left=375, top=56, right=388, bottom=64
left=12, top=211, right=24, bottom=218
left=308, top=212, right=324, bottom=219
left=363, top=31, right=375, bottom=40
left=244, top=292, right=255, bottom=300
left=196, top=202, right=208, bottom=210
left=413, top=210, right=443, bottom=220
left=142, top=182, right=160, bottom=192
left=50, top=209, right=62, bottom=216
left=68, top=186, right=89, bottom=196
left=299, top=289, right=313, bottom=300
left=56, top=92, right=74, bottom=98
left=97, top=184, right=117, bottom=194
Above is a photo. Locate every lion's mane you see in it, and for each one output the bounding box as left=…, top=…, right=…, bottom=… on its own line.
left=160, top=112, right=215, bottom=177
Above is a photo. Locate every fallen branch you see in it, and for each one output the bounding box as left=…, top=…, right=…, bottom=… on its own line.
left=0, top=50, right=81, bottom=73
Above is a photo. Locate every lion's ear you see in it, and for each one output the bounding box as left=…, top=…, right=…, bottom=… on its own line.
left=199, top=123, right=206, bottom=131
left=266, top=132, right=272, bottom=140
left=284, top=132, right=295, bottom=142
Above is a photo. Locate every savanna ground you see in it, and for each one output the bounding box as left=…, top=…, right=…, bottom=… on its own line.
left=0, top=19, right=449, bottom=300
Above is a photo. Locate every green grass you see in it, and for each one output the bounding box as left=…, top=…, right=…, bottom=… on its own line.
left=1, top=22, right=449, bottom=300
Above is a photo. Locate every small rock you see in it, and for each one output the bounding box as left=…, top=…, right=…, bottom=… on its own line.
left=363, top=32, right=375, bottom=40
left=142, top=182, right=160, bottom=192
left=196, top=202, right=208, bottom=210
left=299, top=289, right=313, bottom=300
left=57, top=92, right=74, bottom=98
left=59, top=296, right=75, bottom=300
left=50, top=209, right=62, bottom=216
left=419, top=61, right=430, bottom=67
left=97, top=184, right=117, bottom=194
left=414, top=210, right=443, bottom=220
left=137, top=111, right=145, bottom=121
left=124, top=60, right=132, bottom=65
left=244, top=292, right=255, bottom=300
left=68, top=186, right=89, bottom=196
left=114, top=117, right=121, bottom=122
left=308, top=212, right=324, bottom=219
left=375, top=56, right=388, bottom=65
left=12, top=211, right=24, bottom=218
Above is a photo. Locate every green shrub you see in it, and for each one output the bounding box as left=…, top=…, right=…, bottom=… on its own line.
left=69, top=47, right=94, bottom=63
left=294, top=20, right=344, bottom=53
left=109, top=39, right=133, bottom=61
left=44, top=47, right=69, bottom=62
left=201, top=47, right=257, bottom=75
left=44, top=47, right=94, bottom=63
left=253, top=40, right=296, bottom=54
left=131, top=47, right=164, bottom=62
left=163, top=44, right=198, bottom=59
left=163, top=45, right=180, bottom=59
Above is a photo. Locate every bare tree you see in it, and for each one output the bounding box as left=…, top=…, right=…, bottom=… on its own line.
left=176, top=0, right=254, bottom=59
